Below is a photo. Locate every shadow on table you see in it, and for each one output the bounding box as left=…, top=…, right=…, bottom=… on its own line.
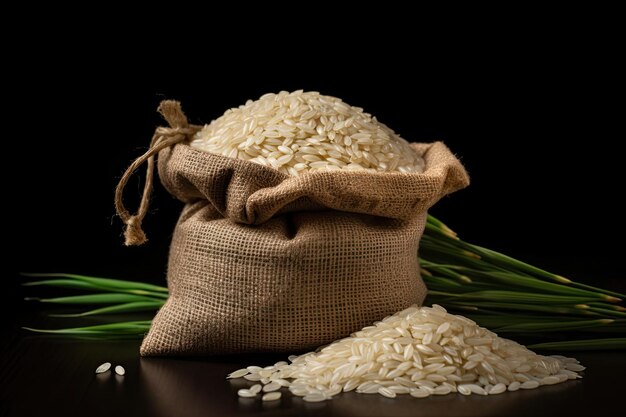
left=140, top=355, right=298, bottom=417
left=139, top=355, right=583, bottom=417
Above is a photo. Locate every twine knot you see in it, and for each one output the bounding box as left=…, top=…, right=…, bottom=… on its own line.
left=155, top=126, right=199, bottom=138
left=115, top=100, right=201, bottom=246
left=124, top=216, right=147, bottom=246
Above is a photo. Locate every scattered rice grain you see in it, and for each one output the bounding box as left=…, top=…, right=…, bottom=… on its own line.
left=95, top=362, right=111, bottom=374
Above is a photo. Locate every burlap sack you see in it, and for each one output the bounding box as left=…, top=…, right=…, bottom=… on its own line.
left=115, top=101, right=469, bottom=356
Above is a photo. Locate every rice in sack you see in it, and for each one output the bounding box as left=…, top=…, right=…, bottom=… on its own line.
left=114, top=92, right=469, bottom=356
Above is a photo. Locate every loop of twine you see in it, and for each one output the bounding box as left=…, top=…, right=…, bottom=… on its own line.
left=115, top=100, right=201, bottom=246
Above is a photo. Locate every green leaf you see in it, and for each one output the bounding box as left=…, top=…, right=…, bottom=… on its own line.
left=493, top=319, right=614, bottom=332
left=31, top=293, right=163, bottom=305
left=440, top=301, right=588, bottom=316
left=429, top=290, right=603, bottom=304
left=21, top=273, right=168, bottom=293
left=50, top=301, right=165, bottom=317
left=454, top=269, right=611, bottom=300
left=23, top=279, right=103, bottom=291
left=528, top=338, right=626, bottom=351
left=22, top=320, right=153, bottom=335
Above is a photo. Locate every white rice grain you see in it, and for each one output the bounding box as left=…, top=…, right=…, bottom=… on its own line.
left=227, top=368, right=249, bottom=379
left=489, top=383, right=507, bottom=394
left=262, top=382, right=281, bottom=392
left=378, top=387, right=397, bottom=398
left=508, top=381, right=521, bottom=391
left=303, top=394, right=326, bottom=402
left=95, top=362, right=111, bottom=374
left=238, top=389, right=256, bottom=398
left=262, top=392, right=281, bottom=401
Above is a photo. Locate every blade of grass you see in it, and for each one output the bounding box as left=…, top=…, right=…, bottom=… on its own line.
left=21, top=273, right=168, bottom=293
left=424, top=225, right=572, bottom=285
left=23, top=279, right=168, bottom=299
left=419, top=247, right=509, bottom=273
left=428, top=290, right=604, bottom=304
left=49, top=301, right=165, bottom=317
left=423, top=277, right=494, bottom=292
left=426, top=215, right=457, bottom=237
left=587, top=302, right=626, bottom=312
left=23, top=320, right=153, bottom=335
left=451, top=240, right=625, bottom=300
left=420, top=236, right=482, bottom=260
left=422, top=265, right=472, bottom=284
left=441, top=301, right=590, bottom=316
left=579, top=320, right=626, bottom=332
left=22, top=279, right=105, bottom=291
left=422, top=275, right=465, bottom=288
left=565, top=282, right=626, bottom=301
left=460, top=314, right=605, bottom=324
left=425, top=216, right=626, bottom=300
left=455, top=269, right=613, bottom=300
left=27, top=293, right=164, bottom=305
left=528, top=338, right=626, bottom=351
left=584, top=307, right=626, bottom=318
left=494, top=319, right=614, bottom=332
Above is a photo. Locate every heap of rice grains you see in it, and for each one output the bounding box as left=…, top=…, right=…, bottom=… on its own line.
left=227, top=305, right=583, bottom=402
left=190, top=90, right=425, bottom=175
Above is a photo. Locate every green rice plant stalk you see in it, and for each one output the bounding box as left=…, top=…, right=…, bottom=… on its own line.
left=528, top=338, right=626, bottom=351
left=22, top=273, right=168, bottom=299
left=23, top=321, right=153, bottom=335
left=491, top=319, right=614, bottom=333
left=49, top=301, right=165, bottom=317
left=25, top=293, right=164, bottom=305
left=424, top=217, right=625, bottom=300
left=428, top=290, right=607, bottom=304
left=21, top=215, right=625, bottom=350
left=443, top=302, right=591, bottom=316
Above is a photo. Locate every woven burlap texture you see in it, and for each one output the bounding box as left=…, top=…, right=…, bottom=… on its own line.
left=139, top=137, right=469, bottom=356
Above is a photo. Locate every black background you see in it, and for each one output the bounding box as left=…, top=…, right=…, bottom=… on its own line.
left=2, top=20, right=625, bottom=417
left=7, top=37, right=624, bottom=292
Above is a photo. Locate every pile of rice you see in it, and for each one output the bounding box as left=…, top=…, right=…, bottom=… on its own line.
left=228, top=305, right=583, bottom=402
left=190, top=90, right=425, bottom=175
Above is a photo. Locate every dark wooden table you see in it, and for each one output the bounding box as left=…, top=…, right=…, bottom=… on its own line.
left=2, top=307, right=625, bottom=417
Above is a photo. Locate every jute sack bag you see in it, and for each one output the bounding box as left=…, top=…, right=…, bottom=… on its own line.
left=115, top=101, right=469, bottom=356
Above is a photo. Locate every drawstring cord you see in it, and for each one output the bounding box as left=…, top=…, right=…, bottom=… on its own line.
left=114, top=100, right=200, bottom=245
